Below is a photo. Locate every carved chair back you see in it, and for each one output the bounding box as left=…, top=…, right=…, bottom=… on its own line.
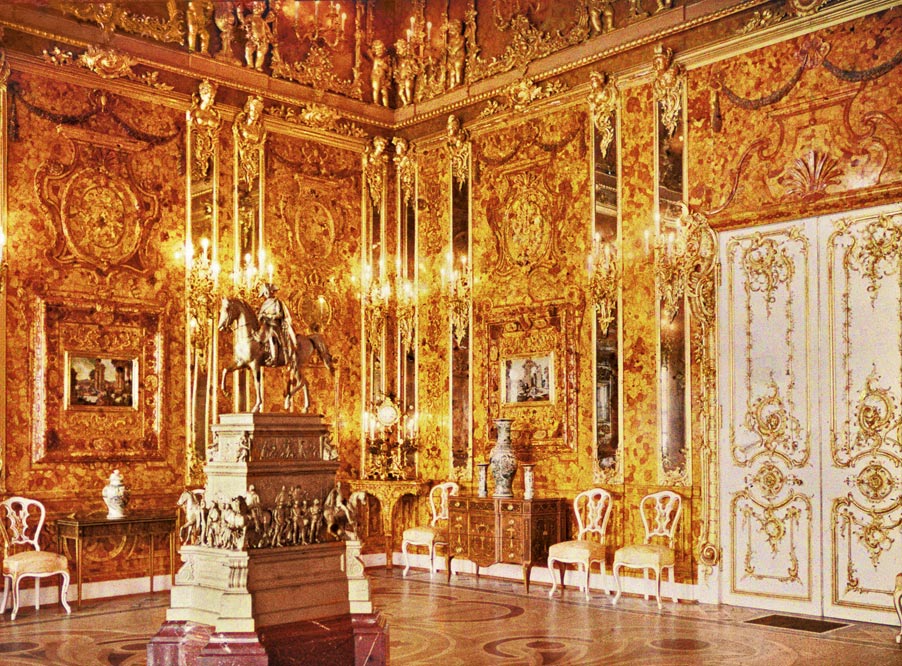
left=573, top=488, right=614, bottom=545
left=428, top=482, right=459, bottom=527
left=639, top=490, right=682, bottom=547
left=0, top=496, right=47, bottom=555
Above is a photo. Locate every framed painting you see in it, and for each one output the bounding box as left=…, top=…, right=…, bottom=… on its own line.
left=65, top=355, right=138, bottom=409
left=32, top=297, right=165, bottom=463
left=502, top=354, right=554, bottom=404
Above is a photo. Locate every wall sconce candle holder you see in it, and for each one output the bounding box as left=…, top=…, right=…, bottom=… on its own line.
left=442, top=253, right=470, bottom=346
left=363, top=396, right=418, bottom=480
left=285, top=0, right=348, bottom=48
left=588, top=234, right=620, bottom=337
left=183, top=238, right=221, bottom=358
left=649, top=204, right=716, bottom=325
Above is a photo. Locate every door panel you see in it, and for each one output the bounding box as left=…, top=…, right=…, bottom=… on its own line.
left=719, top=222, right=821, bottom=615
left=821, top=208, right=902, bottom=623
left=719, top=205, right=902, bottom=624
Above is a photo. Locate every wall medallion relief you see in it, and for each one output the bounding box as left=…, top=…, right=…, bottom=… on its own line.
left=36, top=125, right=162, bottom=274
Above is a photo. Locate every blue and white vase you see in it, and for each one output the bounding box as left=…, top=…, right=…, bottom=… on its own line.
left=490, top=419, right=517, bottom=498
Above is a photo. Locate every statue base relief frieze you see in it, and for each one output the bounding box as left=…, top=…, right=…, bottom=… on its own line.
left=148, top=413, right=388, bottom=666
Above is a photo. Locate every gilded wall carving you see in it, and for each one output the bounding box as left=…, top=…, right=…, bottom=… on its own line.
left=3, top=70, right=184, bottom=582
left=31, top=298, right=167, bottom=463
left=480, top=299, right=583, bottom=461
left=264, top=131, right=363, bottom=477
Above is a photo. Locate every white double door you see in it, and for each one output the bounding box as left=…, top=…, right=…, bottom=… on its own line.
left=718, top=203, right=902, bottom=623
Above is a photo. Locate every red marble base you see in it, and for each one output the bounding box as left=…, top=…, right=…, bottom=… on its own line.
left=147, top=613, right=388, bottom=666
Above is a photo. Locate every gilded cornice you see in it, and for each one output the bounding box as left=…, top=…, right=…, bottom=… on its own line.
left=0, top=0, right=897, bottom=133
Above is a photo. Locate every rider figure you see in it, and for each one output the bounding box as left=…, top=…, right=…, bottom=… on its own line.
left=257, top=283, right=297, bottom=366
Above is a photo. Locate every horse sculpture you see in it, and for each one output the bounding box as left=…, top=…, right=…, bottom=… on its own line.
left=217, top=296, right=334, bottom=413
left=177, top=489, right=206, bottom=546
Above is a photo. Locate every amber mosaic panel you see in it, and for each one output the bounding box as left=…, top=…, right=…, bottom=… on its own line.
left=688, top=8, right=902, bottom=227
left=4, top=71, right=186, bottom=581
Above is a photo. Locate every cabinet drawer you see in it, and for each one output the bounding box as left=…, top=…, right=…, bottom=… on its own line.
left=499, top=514, right=525, bottom=562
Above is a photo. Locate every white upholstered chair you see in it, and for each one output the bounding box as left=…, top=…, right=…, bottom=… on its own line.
left=1, top=496, right=71, bottom=620
left=612, top=490, right=682, bottom=610
left=401, top=482, right=458, bottom=577
left=547, top=488, right=613, bottom=599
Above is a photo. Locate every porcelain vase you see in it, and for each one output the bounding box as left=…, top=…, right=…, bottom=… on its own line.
left=102, top=469, right=130, bottom=519
left=522, top=464, right=535, bottom=500
left=490, top=419, right=517, bottom=498
left=477, top=462, right=490, bottom=498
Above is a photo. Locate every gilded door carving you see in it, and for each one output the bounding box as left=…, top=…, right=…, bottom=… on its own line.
left=719, top=205, right=902, bottom=623
left=719, top=223, right=820, bottom=615
left=821, top=207, right=902, bottom=623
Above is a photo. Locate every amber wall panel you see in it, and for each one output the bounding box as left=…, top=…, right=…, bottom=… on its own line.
left=416, top=142, right=452, bottom=483
left=263, top=132, right=363, bottom=478
left=5, top=71, right=186, bottom=580
left=469, top=107, right=592, bottom=496
left=688, top=8, right=902, bottom=226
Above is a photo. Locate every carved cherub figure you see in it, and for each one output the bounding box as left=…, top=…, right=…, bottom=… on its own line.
left=188, top=79, right=221, bottom=178
left=445, top=19, right=466, bottom=88
left=239, top=1, right=274, bottom=71
left=186, top=0, right=214, bottom=54
left=589, top=0, right=615, bottom=34
left=369, top=39, right=392, bottom=107
left=394, top=39, right=417, bottom=106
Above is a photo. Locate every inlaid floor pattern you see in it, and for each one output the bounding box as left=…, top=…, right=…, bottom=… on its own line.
left=0, top=568, right=900, bottom=665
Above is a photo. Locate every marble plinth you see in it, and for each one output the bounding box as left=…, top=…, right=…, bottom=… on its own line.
left=148, top=414, right=388, bottom=665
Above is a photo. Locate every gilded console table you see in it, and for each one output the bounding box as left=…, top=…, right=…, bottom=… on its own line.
left=347, top=479, right=428, bottom=568
left=56, top=512, right=177, bottom=608
left=446, top=496, right=567, bottom=592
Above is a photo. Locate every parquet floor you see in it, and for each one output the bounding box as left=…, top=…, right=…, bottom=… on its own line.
left=0, top=567, right=900, bottom=665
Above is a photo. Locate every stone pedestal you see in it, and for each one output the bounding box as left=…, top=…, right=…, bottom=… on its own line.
left=148, top=413, right=388, bottom=666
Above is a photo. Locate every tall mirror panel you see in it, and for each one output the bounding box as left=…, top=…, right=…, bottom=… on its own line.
left=393, top=138, right=418, bottom=441
left=229, top=95, right=267, bottom=412
left=447, top=116, right=472, bottom=474
left=184, top=80, right=221, bottom=483
left=652, top=47, right=689, bottom=485
left=588, top=72, right=621, bottom=483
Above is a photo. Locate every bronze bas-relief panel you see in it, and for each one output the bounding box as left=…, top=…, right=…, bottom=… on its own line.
left=32, top=298, right=166, bottom=463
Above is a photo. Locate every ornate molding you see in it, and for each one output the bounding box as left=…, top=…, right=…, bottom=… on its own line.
left=587, top=70, right=618, bottom=159
left=187, top=79, right=220, bottom=180
left=267, top=103, right=367, bottom=138
left=362, top=136, right=389, bottom=210
left=55, top=0, right=184, bottom=45
left=233, top=96, right=266, bottom=194
left=43, top=45, right=172, bottom=90
left=479, top=77, right=568, bottom=117
left=446, top=114, right=471, bottom=189
left=652, top=44, right=684, bottom=138
left=393, top=137, right=417, bottom=207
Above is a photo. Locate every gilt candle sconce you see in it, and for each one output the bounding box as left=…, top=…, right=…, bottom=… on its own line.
left=442, top=253, right=471, bottom=347
left=588, top=234, right=620, bottom=337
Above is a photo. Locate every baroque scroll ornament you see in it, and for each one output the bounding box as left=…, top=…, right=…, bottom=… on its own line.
left=588, top=70, right=618, bottom=158
left=188, top=80, right=221, bottom=180
left=652, top=45, right=684, bottom=138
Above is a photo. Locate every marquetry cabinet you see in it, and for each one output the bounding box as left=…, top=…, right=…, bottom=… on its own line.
left=445, top=496, right=567, bottom=591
